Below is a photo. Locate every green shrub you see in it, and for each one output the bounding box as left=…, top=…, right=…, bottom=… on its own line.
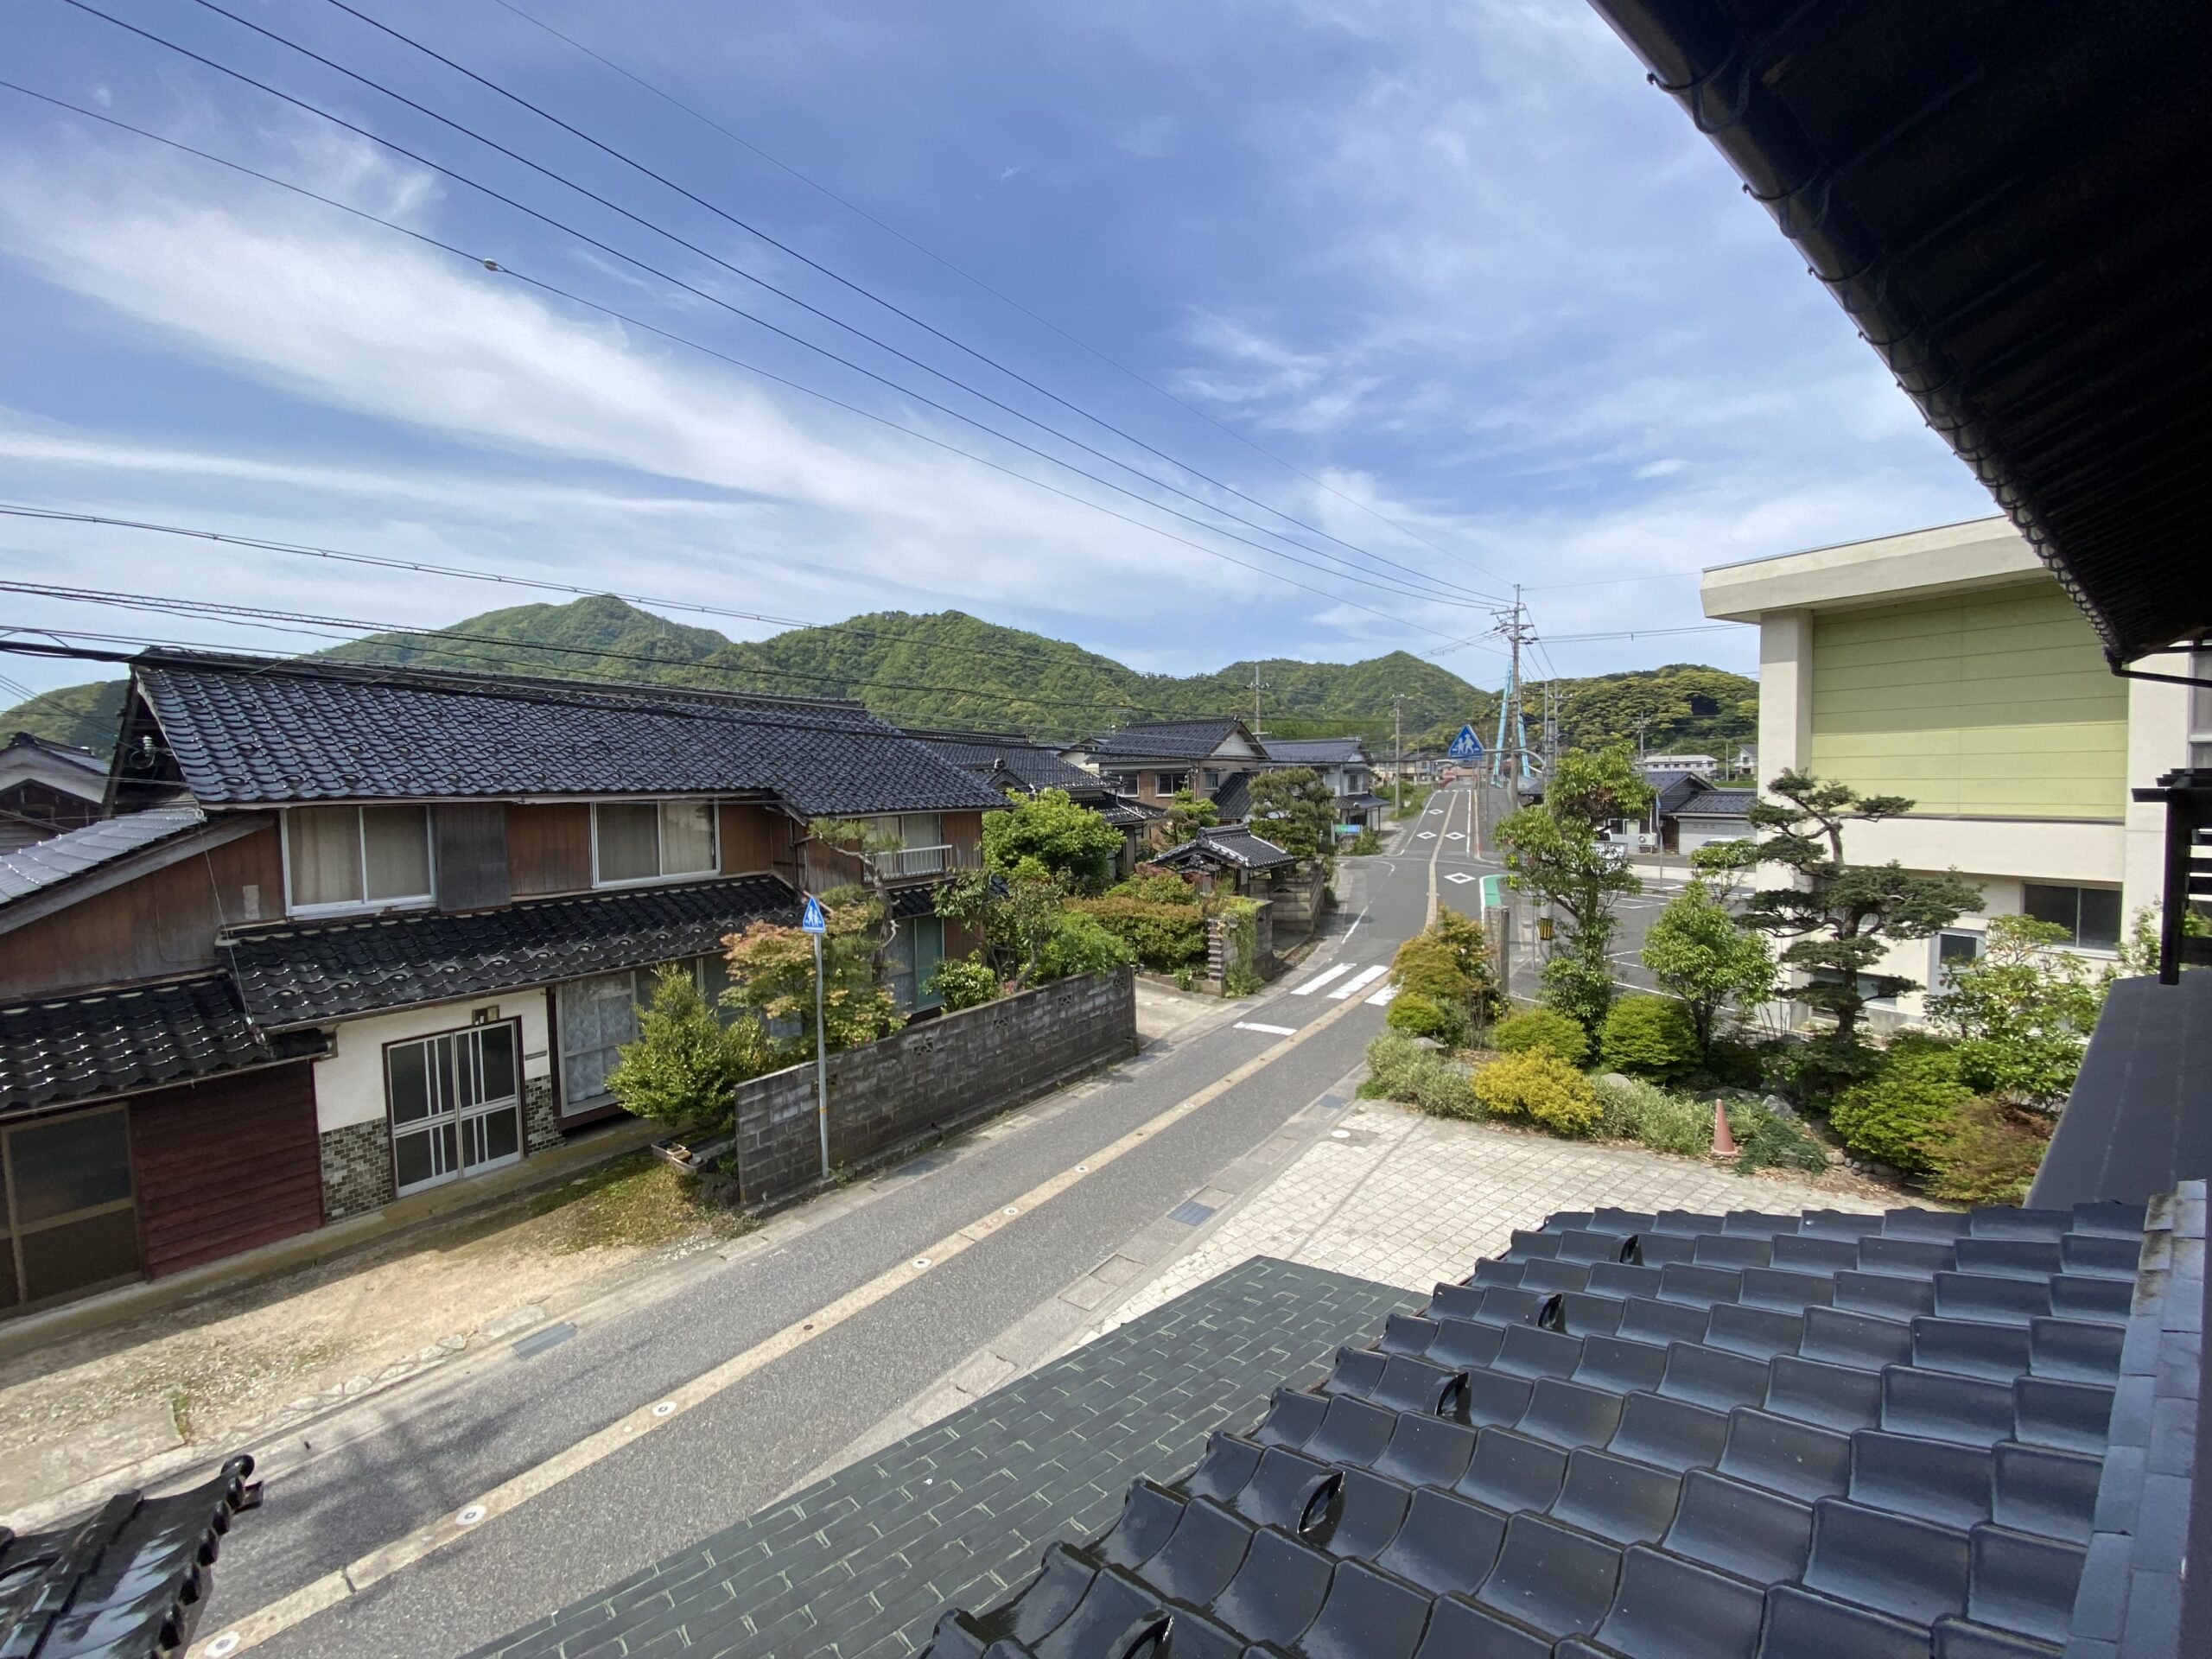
left=1036, top=909, right=1135, bottom=982
left=927, top=955, right=1001, bottom=1012
left=1345, top=830, right=1383, bottom=855
left=1073, top=894, right=1207, bottom=970
left=1363, top=1032, right=1483, bottom=1119
left=1734, top=1110, right=1830, bottom=1175
left=1830, top=1036, right=1972, bottom=1173
left=1386, top=992, right=1470, bottom=1047
left=1472, top=1049, right=1601, bottom=1135
left=1592, top=1075, right=1713, bottom=1156
left=1493, top=1007, right=1589, bottom=1066
left=1108, top=870, right=1200, bottom=906
left=1696, top=1037, right=1766, bottom=1090
left=1921, top=1100, right=2048, bottom=1205
left=1599, top=996, right=1699, bottom=1081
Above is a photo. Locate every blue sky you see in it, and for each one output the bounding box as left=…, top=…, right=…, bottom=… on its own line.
left=0, top=0, right=1997, bottom=708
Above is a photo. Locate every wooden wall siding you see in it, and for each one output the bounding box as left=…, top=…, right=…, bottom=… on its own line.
left=0, top=821, right=283, bottom=1001
left=128, top=1061, right=323, bottom=1277
left=435, top=804, right=512, bottom=912
left=507, top=803, right=593, bottom=896
left=720, top=804, right=783, bottom=874
left=945, top=812, right=984, bottom=864
left=1810, top=586, right=2129, bottom=819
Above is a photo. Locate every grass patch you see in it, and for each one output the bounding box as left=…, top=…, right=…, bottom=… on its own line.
left=526, top=1153, right=753, bottom=1255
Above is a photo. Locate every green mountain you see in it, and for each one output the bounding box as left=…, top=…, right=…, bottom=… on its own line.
left=0, top=595, right=1755, bottom=763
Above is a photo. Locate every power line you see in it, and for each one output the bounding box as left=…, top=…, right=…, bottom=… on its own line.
left=308, top=0, right=1507, bottom=604
left=153, top=0, right=1499, bottom=613
left=0, top=80, right=1496, bottom=646
left=481, top=0, right=1516, bottom=594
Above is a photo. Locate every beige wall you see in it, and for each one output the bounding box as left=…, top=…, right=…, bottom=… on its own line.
left=312, top=991, right=552, bottom=1134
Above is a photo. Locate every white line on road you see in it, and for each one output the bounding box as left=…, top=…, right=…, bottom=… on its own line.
left=190, top=962, right=1382, bottom=1657
left=1364, top=985, right=1399, bottom=1007
left=1233, top=1021, right=1299, bottom=1035
left=1290, top=963, right=1353, bottom=995
left=1329, top=964, right=1389, bottom=1000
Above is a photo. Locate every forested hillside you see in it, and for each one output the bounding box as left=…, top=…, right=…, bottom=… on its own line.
left=0, top=597, right=1755, bottom=763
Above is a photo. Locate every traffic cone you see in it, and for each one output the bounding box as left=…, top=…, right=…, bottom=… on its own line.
left=1711, top=1099, right=1738, bottom=1160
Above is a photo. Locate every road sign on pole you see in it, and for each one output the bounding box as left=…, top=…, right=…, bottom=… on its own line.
left=1447, top=723, right=1484, bottom=763
left=802, top=894, right=830, bottom=1176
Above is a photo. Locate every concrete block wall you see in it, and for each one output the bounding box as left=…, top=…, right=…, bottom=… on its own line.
left=735, top=967, right=1139, bottom=1204
left=1205, top=900, right=1276, bottom=988
left=319, top=1119, right=396, bottom=1221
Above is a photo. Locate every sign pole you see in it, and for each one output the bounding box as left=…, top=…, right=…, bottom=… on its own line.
left=812, top=930, right=829, bottom=1179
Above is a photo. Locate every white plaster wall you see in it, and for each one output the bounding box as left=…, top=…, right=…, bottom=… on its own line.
left=312, top=989, right=553, bottom=1134
left=2122, top=650, right=2195, bottom=925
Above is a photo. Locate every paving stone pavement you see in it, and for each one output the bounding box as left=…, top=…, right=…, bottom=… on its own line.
left=1100, top=1096, right=1890, bottom=1330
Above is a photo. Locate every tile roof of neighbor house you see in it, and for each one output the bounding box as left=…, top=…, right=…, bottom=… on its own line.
left=129, top=652, right=1008, bottom=817
left=1087, top=719, right=1259, bottom=761
left=1261, top=737, right=1370, bottom=766
left=0, top=1456, right=259, bottom=1658
left=1098, top=797, right=1166, bottom=829
left=906, top=728, right=1113, bottom=796
left=1208, top=772, right=1254, bottom=825
left=1158, top=826, right=1295, bottom=871
left=225, top=874, right=797, bottom=1029
left=0, top=973, right=324, bottom=1114
left=0, top=804, right=207, bottom=906
left=2, top=729, right=108, bottom=772
left=465, top=1260, right=1418, bottom=1659
left=467, top=1195, right=2189, bottom=1659
left=1675, top=788, right=1757, bottom=817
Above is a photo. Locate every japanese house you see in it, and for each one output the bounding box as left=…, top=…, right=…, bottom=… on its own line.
left=0, top=730, right=107, bottom=853
left=1071, top=718, right=1269, bottom=809
left=906, top=725, right=1164, bottom=877
left=1257, top=736, right=1390, bottom=835
left=0, top=652, right=1001, bottom=1318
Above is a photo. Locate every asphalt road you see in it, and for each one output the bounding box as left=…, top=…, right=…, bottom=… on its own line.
left=199, top=785, right=1497, bottom=1659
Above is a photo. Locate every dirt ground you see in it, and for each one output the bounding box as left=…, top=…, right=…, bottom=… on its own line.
left=0, top=1155, right=747, bottom=1516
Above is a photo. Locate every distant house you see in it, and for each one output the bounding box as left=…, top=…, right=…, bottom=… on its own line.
left=0, top=730, right=106, bottom=853
left=905, top=725, right=1162, bottom=875
left=1257, top=735, right=1390, bottom=833
left=1070, top=717, right=1268, bottom=809
left=0, top=652, right=1005, bottom=1318
left=1657, top=776, right=1758, bottom=854
left=1638, top=752, right=1719, bottom=778
left=1152, top=825, right=1296, bottom=898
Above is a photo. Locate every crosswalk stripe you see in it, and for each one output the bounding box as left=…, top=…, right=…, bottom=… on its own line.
left=1234, top=1021, right=1299, bottom=1036
left=1291, top=963, right=1353, bottom=996
left=1329, top=964, right=1389, bottom=1001
left=1365, top=985, right=1399, bottom=1007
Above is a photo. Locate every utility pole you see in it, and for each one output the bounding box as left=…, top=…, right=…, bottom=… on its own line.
left=1391, top=694, right=1405, bottom=814
left=1487, top=585, right=1537, bottom=786
left=1249, top=663, right=1268, bottom=735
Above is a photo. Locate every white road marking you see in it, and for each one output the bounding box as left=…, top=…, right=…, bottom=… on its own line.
left=1330, top=964, right=1389, bottom=1000
left=1234, top=1021, right=1299, bottom=1035
left=1444, top=871, right=1478, bottom=885
left=1446, top=831, right=1465, bottom=841
left=1291, top=963, right=1353, bottom=995
left=1416, top=830, right=1436, bottom=840
left=1364, top=985, right=1399, bottom=1007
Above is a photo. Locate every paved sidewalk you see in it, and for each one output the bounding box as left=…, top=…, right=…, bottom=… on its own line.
left=1102, top=1096, right=1888, bottom=1327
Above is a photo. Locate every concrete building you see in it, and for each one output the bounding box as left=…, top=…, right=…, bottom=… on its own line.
left=1702, top=516, right=2196, bottom=1020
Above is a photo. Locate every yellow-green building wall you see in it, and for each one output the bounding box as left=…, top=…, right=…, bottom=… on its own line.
left=1808, top=584, right=2127, bottom=820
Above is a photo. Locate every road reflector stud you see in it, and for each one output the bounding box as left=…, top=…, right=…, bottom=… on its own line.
left=456, top=1505, right=486, bottom=1528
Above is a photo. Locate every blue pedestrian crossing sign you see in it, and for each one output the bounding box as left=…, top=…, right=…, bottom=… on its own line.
left=1446, top=723, right=1484, bottom=761
left=800, top=894, right=827, bottom=934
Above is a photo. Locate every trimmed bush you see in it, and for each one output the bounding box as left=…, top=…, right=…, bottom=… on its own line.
left=1386, top=992, right=1470, bottom=1047
left=1109, top=870, right=1200, bottom=906
left=1493, top=1007, right=1589, bottom=1067
left=1592, top=1075, right=1712, bottom=1156
left=927, top=955, right=1000, bottom=1012
left=1363, top=1032, right=1483, bottom=1120
left=1036, top=910, right=1135, bottom=982
left=1599, top=996, right=1699, bottom=1082
left=1921, top=1100, right=2048, bottom=1205
left=1073, top=894, right=1207, bottom=970
left=1472, top=1050, right=1601, bottom=1136
left=1734, top=1110, right=1830, bottom=1175
left=1830, top=1036, right=1972, bottom=1173
left=1698, top=1037, right=1766, bottom=1090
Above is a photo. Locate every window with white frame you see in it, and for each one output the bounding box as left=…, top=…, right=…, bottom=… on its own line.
left=1933, top=928, right=1986, bottom=988
left=2022, top=883, right=2123, bottom=952
left=592, top=800, right=718, bottom=887
left=285, top=804, right=434, bottom=914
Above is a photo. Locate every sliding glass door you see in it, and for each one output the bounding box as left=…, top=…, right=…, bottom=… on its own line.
left=385, top=1021, right=524, bottom=1196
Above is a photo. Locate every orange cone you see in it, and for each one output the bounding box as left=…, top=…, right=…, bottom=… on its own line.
left=1711, top=1099, right=1738, bottom=1159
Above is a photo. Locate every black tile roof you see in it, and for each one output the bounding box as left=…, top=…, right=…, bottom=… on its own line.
left=0, top=804, right=206, bottom=906
left=0, top=974, right=320, bottom=1116
left=924, top=1198, right=2154, bottom=1659
left=0, top=1457, right=257, bottom=1657
left=1099, top=797, right=1165, bottom=829
left=1088, top=720, right=1257, bottom=762
left=1675, top=788, right=1756, bottom=817
left=131, top=652, right=1007, bottom=817
left=2, top=729, right=107, bottom=771
left=1158, top=826, right=1295, bottom=872
left=465, top=1259, right=1419, bottom=1659
left=1208, top=772, right=1253, bottom=825
left=907, top=728, right=1113, bottom=797
left=1262, top=738, right=1370, bottom=767
left=226, top=874, right=797, bottom=1028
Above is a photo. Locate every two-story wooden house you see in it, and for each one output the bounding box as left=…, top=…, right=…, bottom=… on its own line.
left=1068, top=718, right=1270, bottom=809
left=0, top=652, right=1001, bottom=1317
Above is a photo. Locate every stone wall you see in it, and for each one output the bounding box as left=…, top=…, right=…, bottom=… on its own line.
left=1205, top=899, right=1275, bottom=989
left=524, top=1077, right=562, bottom=1154
left=735, top=966, right=1139, bottom=1204
left=319, top=1118, right=395, bottom=1221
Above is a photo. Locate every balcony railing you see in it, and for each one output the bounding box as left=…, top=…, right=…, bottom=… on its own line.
left=865, top=843, right=957, bottom=880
